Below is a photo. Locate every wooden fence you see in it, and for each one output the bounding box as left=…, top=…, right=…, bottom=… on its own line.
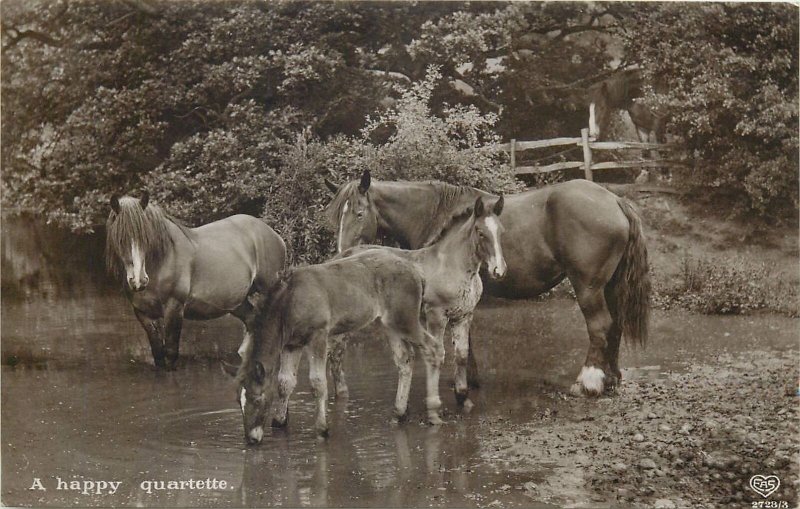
left=496, top=128, right=684, bottom=182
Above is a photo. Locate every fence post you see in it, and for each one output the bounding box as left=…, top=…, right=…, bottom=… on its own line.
left=510, top=138, right=516, bottom=173
left=581, top=128, right=593, bottom=181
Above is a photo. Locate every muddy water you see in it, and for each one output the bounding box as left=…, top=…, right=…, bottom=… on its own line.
left=2, top=215, right=798, bottom=507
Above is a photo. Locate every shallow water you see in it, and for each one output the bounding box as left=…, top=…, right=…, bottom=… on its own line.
left=2, top=214, right=798, bottom=507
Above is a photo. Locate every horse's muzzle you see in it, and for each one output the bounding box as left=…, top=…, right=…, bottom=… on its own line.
left=128, top=276, right=149, bottom=291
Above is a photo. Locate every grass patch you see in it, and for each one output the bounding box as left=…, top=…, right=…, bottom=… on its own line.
left=652, top=255, right=798, bottom=316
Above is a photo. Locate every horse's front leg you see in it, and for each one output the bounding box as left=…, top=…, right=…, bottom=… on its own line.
left=307, top=334, right=330, bottom=437
left=450, top=316, right=474, bottom=407
left=327, top=334, right=349, bottom=399
left=271, top=347, right=303, bottom=429
left=134, top=308, right=166, bottom=369
left=466, top=331, right=480, bottom=389
left=163, top=300, right=186, bottom=370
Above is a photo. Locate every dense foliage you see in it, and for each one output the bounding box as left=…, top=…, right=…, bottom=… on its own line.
left=624, top=3, right=798, bottom=220
left=2, top=1, right=797, bottom=260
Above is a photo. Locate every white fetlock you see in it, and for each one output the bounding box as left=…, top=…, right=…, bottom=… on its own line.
left=576, top=366, right=605, bottom=396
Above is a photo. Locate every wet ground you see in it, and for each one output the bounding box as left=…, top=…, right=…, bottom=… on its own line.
left=2, top=215, right=799, bottom=507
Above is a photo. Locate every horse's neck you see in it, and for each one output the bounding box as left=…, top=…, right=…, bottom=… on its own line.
left=426, top=223, right=481, bottom=279
left=371, top=182, right=486, bottom=249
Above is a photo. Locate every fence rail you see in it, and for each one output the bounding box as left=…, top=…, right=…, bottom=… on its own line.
left=496, top=128, right=685, bottom=181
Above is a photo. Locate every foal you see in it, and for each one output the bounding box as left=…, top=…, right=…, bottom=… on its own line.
left=232, top=249, right=435, bottom=442
left=332, top=195, right=506, bottom=408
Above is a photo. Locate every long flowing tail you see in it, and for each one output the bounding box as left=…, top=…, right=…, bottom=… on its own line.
left=612, top=198, right=651, bottom=347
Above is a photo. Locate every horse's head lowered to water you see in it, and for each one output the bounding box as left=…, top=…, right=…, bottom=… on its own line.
left=105, top=191, right=170, bottom=292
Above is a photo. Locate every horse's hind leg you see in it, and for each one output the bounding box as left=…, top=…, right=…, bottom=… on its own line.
left=272, top=346, right=303, bottom=428
left=231, top=300, right=256, bottom=359
left=134, top=309, right=166, bottom=369
left=603, top=285, right=623, bottom=390
left=327, top=334, right=349, bottom=399
left=413, top=312, right=445, bottom=425
left=386, top=332, right=415, bottom=422
left=571, top=284, right=614, bottom=397
left=307, top=333, right=330, bottom=437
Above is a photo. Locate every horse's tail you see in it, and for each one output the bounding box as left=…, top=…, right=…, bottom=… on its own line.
left=611, top=198, right=651, bottom=347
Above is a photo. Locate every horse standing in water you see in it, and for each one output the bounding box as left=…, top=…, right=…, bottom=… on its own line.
left=332, top=195, right=506, bottom=408
left=105, top=192, right=286, bottom=369
left=326, top=171, right=650, bottom=399
left=229, top=197, right=504, bottom=443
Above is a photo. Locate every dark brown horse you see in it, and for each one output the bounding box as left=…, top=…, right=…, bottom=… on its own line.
left=588, top=68, right=669, bottom=143
left=105, top=192, right=286, bottom=369
left=325, top=172, right=651, bottom=398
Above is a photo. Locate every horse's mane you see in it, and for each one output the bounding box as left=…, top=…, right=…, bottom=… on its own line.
left=324, top=177, right=478, bottom=248
left=237, top=271, right=293, bottom=385
left=104, top=197, right=192, bottom=277
left=422, top=204, right=475, bottom=248
left=324, top=181, right=359, bottom=227
left=419, top=181, right=477, bottom=247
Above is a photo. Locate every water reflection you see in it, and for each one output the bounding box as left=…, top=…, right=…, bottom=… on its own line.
left=2, top=214, right=799, bottom=507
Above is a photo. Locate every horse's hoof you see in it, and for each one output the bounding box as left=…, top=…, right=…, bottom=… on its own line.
left=392, top=411, right=409, bottom=425
left=454, top=390, right=469, bottom=407
left=427, top=413, right=444, bottom=426
left=462, top=398, right=475, bottom=413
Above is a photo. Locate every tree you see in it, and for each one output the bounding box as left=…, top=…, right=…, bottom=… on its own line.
left=622, top=3, right=798, bottom=220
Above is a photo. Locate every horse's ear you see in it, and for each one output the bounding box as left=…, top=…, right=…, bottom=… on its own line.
left=493, top=195, right=504, bottom=216
left=253, top=360, right=266, bottom=384
left=358, top=170, right=371, bottom=194
left=324, top=178, right=339, bottom=195
left=110, top=194, right=121, bottom=214
left=473, top=197, right=485, bottom=217
left=140, top=191, right=150, bottom=210
left=220, top=358, right=240, bottom=378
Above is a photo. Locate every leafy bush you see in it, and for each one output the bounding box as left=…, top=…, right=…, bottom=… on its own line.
left=653, top=255, right=798, bottom=316
left=624, top=4, right=798, bottom=222
left=261, top=67, right=522, bottom=264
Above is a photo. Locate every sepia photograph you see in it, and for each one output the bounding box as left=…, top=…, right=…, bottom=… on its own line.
left=1, top=1, right=798, bottom=507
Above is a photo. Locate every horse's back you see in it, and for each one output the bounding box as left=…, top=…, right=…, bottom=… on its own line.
left=193, top=215, right=285, bottom=276
left=282, top=251, right=423, bottom=339
left=178, top=215, right=285, bottom=315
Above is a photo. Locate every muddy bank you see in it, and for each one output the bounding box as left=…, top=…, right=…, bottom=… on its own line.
left=479, top=349, right=799, bottom=508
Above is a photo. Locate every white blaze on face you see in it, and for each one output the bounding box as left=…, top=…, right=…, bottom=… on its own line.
left=484, top=217, right=506, bottom=279
left=127, top=242, right=147, bottom=289
left=239, top=387, right=247, bottom=415
left=589, top=102, right=599, bottom=138
left=337, top=201, right=350, bottom=253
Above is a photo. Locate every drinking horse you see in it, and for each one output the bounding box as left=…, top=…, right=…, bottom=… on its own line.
left=105, top=192, right=286, bottom=369
left=330, top=195, right=506, bottom=408
left=229, top=197, right=503, bottom=443
left=326, top=171, right=650, bottom=399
